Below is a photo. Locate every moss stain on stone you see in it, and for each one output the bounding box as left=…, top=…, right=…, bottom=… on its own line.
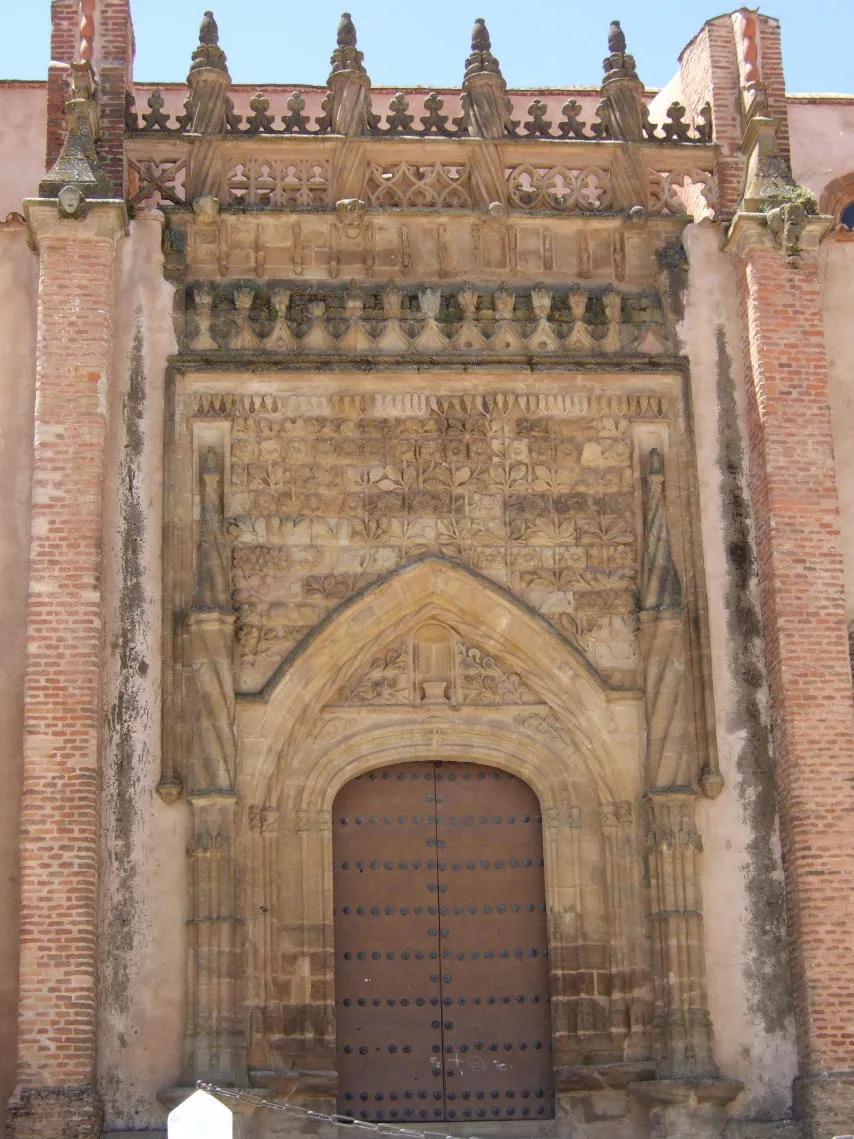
left=103, top=307, right=149, bottom=1017
left=715, top=326, right=794, bottom=1036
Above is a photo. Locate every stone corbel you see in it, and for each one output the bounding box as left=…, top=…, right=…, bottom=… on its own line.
left=725, top=210, right=833, bottom=258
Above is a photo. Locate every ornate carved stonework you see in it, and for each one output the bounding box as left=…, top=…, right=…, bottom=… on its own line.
left=189, top=389, right=672, bottom=690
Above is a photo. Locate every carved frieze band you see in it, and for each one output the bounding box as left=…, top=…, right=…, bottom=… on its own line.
left=177, top=282, right=676, bottom=358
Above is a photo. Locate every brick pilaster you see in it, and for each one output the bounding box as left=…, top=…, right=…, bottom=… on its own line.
left=678, top=17, right=744, bottom=217
left=95, top=0, right=134, bottom=198
left=5, top=198, right=126, bottom=1139
left=678, top=13, right=790, bottom=218
left=729, top=214, right=854, bottom=1138
left=46, top=1, right=79, bottom=172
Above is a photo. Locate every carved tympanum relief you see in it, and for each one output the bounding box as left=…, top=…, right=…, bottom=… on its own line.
left=202, top=390, right=673, bottom=690
left=330, top=623, right=538, bottom=706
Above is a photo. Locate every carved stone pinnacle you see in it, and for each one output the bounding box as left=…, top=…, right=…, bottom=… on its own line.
left=337, top=12, right=357, bottom=48
left=190, top=9, right=228, bottom=73
left=608, top=20, right=626, bottom=54
left=200, top=10, right=219, bottom=45
left=464, top=17, right=503, bottom=79
left=329, top=10, right=367, bottom=77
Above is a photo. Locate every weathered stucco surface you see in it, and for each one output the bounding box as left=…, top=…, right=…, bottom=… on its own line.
left=681, top=222, right=799, bottom=1120
left=789, top=98, right=854, bottom=205
left=0, top=224, right=37, bottom=1138
left=98, top=215, right=183, bottom=1130
left=0, top=84, right=46, bottom=217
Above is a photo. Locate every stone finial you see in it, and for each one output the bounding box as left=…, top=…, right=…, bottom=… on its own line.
left=329, top=11, right=367, bottom=77
left=337, top=11, right=358, bottom=49
left=599, top=18, right=650, bottom=140
left=602, top=18, right=638, bottom=81
left=199, top=10, right=219, bottom=45
left=38, top=62, right=114, bottom=200
left=464, top=18, right=503, bottom=79
left=607, top=19, right=626, bottom=55
left=461, top=17, right=512, bottom=138
left=186, top=9, right=231, bottom=143
left=325, top=12, right=373, bottom=135
left=190, top=10, right=228, bottom=73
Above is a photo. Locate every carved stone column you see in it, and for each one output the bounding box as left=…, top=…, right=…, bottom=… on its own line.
left=185, top=12, right=231, bottom=202
left=325, top=13, right=373, bottom=137
left=600, top=801, right=650, bottom=1061
left=183, top=446, right=246, bottom=1083
left=646, top=792, right=714, bottom=1079
left=186, top=793, right=246, bottom=1084
left=631, top=449, right=741, bottom=1136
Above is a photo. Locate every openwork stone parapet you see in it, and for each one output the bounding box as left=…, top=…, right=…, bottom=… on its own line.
left=129, top=133, right=717, bottom=219
left=127, top=84, right=712, bottom=144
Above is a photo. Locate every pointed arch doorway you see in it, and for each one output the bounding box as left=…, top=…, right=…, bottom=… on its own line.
left=333, top=761, right=555, bottom=1124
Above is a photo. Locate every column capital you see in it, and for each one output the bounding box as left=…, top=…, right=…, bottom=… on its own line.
left=725, top=209, right=832, bottom=258
left=23, top=197, right=127, bottom=251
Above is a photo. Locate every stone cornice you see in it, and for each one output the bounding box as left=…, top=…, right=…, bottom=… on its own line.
left=724, top=209, right=833, bottom=257
left=23, top=198, right=128, bottom=250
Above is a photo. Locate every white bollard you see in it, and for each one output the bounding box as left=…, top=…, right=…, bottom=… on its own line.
left=168, top=1089, right=233, bottom=1139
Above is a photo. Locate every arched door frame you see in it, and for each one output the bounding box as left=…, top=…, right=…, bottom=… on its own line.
left=234, top=557, right=648, bottom=1072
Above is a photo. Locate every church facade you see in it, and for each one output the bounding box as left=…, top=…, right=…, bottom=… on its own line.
left=2, top=5, right=854, bottom=1139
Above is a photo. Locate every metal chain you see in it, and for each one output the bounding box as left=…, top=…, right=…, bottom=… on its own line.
left=198, top=1084, right=476, bottom=1139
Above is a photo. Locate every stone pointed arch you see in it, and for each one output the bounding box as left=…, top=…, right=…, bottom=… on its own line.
left=237, top=555, right=640, bottom=808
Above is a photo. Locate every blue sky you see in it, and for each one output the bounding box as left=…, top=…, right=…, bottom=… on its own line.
left=1, top=1, right=850, bottom=94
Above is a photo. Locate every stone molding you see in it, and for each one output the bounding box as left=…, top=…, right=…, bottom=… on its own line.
left=23, top=197, right=128, bottom=249
left=724, top=210, right=833, bottom=257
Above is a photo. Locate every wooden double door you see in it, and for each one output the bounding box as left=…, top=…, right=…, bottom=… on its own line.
left=333, top=761, right=554, bottom=1123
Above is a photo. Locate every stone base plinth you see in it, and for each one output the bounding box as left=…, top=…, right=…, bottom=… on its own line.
left=6, top=1085, right=103, bottom=1139
left=629, top=1078, right=744, bottom=1139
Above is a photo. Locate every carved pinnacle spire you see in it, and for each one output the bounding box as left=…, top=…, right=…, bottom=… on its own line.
left=329, top=10, right=367, bottom=76
left=603, top=16, right=637, bottom=80
left=337, top=11, right=357, bottom=48
left=641, top=449, right=682, bottom=612
left=464, top=17, right=503, bottom=79
left=608, top=19, right=626, bottom=55
left=200, top=10, right=219, bottom=44
left=472, top=16, right=491, bottom=52
left=190, top=9, right=228, bottom=73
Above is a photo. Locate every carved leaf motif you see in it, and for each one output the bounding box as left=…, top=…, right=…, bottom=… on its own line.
left=532, top=465, right=574, bottom=493
left=336, top=642, right=410, bottom=704
left=458, top=641, right=537, bottom=705
left=303, top=572, right=366, bottom=604
left=520, top=566, right=579, bottom=592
